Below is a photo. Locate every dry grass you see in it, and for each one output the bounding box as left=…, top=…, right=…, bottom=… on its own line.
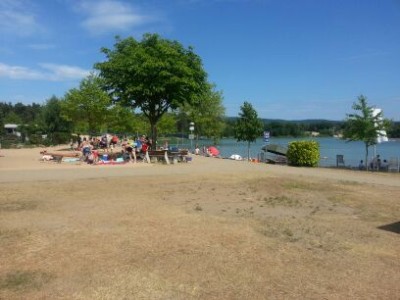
left=0, top=169, right=399, bottom=299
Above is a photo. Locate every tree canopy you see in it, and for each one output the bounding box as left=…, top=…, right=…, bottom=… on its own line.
left=234, top=101, right=264, bottom=160
left=95, top=33, right=209, bottom=147
left=343, top=95, right=389, bottom=170
left=180, top=83, right=225, bottom=143
left=61, top=74, right=111, bottom=134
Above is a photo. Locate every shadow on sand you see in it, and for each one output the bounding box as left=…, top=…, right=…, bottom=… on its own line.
left=377, top=221, right=400, bottom=235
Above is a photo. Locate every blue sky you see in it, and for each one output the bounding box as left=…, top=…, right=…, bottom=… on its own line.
left=1, top=0, right=399, bottom=121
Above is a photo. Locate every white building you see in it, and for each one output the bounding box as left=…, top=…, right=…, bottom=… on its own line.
left=4, top=124, right=21, bottom=137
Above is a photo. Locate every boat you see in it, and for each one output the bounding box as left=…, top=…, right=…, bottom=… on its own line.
left=260, top=144, right=288, bottom=164
left=261, top=144, right=287, bottom=156
left=266, top=155, right=287, bottom=164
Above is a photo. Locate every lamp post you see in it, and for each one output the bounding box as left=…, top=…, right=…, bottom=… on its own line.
left=189, top=122, right=195, bottom=151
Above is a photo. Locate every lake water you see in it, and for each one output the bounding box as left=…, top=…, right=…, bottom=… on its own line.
left=181, top=137, right=400, bottom=168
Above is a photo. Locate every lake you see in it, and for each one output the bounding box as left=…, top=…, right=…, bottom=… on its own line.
left=181, top=137, right=400, bottom=168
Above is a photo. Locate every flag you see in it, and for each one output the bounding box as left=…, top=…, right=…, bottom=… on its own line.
left=263, top=131, right=270, bottom=144
left=372, top=108, right=388, bottom=143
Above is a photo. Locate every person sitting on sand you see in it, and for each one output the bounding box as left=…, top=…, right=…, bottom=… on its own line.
left=99, top=135, right=108, bottom=150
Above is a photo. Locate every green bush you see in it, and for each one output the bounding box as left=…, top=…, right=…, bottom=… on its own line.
left=287, top=140, right=320, bottom=167
left=50, top=132, right=72, bottom=145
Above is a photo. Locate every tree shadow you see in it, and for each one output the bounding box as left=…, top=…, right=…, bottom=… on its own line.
left=377, top=221, right=400, bottom=234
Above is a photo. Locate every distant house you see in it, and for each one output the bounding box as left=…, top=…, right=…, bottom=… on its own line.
left=305, top=131, right=320, bottom=137
left=4, top=124, right=21, bottom=137
left=310, top=131, right=320, bottom=137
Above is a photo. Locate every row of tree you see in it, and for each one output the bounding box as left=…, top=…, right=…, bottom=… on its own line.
left=1, top=97, right=399, bottom=145
left=1, top=34, right=399, bottom=161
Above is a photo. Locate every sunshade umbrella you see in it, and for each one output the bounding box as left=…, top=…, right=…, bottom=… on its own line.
left=208, top=146, right=220, bottom=156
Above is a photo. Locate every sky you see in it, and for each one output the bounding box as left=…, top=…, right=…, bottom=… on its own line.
left=1, top=0, right=399, bottom=121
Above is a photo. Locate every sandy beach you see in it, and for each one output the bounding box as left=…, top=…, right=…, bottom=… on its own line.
left=1, top=146, right=399, bottom=299
left=1, top=146, right=399, bottom=186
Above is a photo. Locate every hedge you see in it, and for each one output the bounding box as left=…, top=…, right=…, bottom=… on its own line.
left=287, top=140, right=320, bottom=167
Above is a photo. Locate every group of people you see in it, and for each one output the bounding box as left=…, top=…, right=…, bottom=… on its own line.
left=76, top=134, right=152, bottom=164
left=359, top=154, right=389, bottom=171
left=193, top=145, right=220, bottom=157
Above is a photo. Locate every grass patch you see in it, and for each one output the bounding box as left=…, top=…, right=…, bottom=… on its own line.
left=0, top=271, right=53, bottom=291
left=0, top=201, right=38, bottom=212
left=338, top=180, right=361, bottom=186
left=0, top=228, right=28, bottom=244
left=263, top=195, right=300, bottom=207
left=283, top=181, right=314, bottom=190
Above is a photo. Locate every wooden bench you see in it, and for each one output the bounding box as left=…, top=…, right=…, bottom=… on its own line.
left=168, top=149, right=190, bottom=162
left=147, top=149, right=189, bottom=164
left=40, top=151, right=81, bottom=163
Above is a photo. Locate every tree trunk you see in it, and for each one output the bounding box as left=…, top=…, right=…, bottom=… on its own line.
left=150, top=121, right=157, bottom=150
left=247, top=141, right=251, bottom=161
left=365, top=143, right=369, bottom=171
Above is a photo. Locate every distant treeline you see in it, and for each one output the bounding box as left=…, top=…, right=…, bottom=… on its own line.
left=1, top=102, right=400, bottom=140
left=223, top=117, right=347, bottom=137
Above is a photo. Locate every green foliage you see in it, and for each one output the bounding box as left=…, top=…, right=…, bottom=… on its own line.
left=287, top=140, right=320, bottom=167
left=41, top=96, right=73, bottom=144
left=43, top=96, right=72, bottom=133
left=3, top=111, right=23, bottom=124
left=234, top=101, right=264, bottom=160
left=180, top=83, right=226, bottom=142
left=157, top=113, right=178, bottom=136
left=387, top=121, right=400, bottom=138
left=0, top=271, right=52, bottom=291
left=61, top=74, right=111, bottom=133
left=95, top=33, right=209, bottom=148
left=106, top=105, right=142, bottom=135
left=343, top=95, right=389, bottom=170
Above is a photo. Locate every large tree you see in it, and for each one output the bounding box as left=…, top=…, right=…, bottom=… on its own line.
left=95, top=33, right=208, bottom=148
left=234, top=101, right=264, bottom=160
left=343, top=95, right=389, bottom=170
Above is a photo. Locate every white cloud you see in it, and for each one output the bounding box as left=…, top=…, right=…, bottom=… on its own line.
left=0, top=62, right=90, bottom=81
left=0, top=0, right=42, bottom=36
left=77, top=0, right=153, bottom=35
left=0, top=63, right=45, bottom=80
left=39, top=64, right=91, bottom=80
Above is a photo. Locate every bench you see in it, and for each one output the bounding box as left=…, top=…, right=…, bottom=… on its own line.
left=147, top=149, right=189, bottom=164
left=40, top=151, right=81, bottom=163
left=168, top=149, right=189, bottom=162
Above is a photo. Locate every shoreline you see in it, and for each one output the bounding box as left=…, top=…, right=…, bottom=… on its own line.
left=1, top=146, right=399, bottom=187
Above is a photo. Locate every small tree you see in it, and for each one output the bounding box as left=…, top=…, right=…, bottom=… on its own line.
left=343, top=95, right=389, bottom=170
left=61, top=74, right=111, bottom=135
left=42, top=96, right=73, bottom=144
left=180, top=83, right=226, bottom=144
left=234, top=101, right=264, bottom=160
